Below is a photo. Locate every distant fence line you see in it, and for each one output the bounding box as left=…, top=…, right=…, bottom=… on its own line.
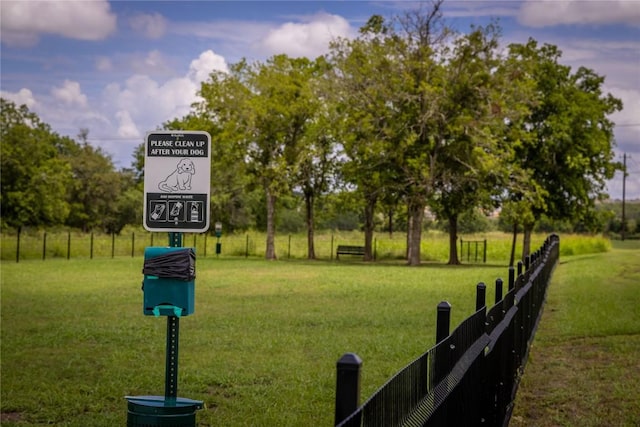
left=334, top=234, right=560, bottom=427
left=2, top=229, right=495, bottom=263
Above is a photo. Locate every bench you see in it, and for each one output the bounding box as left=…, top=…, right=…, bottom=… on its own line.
left=336, top=245, right=365, bottom=260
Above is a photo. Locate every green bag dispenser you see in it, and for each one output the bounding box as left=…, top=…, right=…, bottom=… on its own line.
left=142, top=247, right=195, bottom=317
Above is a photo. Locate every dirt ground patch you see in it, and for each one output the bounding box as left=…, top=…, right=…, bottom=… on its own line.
left=1, top=412, right=24, bottom=422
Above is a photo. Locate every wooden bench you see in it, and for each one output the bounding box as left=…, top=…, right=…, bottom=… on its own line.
left=336, top=245, right=365, bottom=260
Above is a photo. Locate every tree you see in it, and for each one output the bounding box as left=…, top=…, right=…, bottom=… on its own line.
left=106, top=167, right=143, bottom=234
left=295, top=66, right=340, bottom=258
left=198, top=55, right=320, bottom=259
left=164, top=110, right=256, bottom=232
left=65, top=129, right=122, bottom=232
left=506, top=40, right=622, bottom=258
left=427, top=23, right=511, bottom=264
left=327, top=15, right=407, bottom=261
left=0, top=99, right=73, bottom=228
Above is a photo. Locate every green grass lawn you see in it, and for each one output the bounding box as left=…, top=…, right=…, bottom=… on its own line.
left=0, top=233, right=630, bottom=426
left=1, top=256, right=504, bottom=426
left=511, top=239, right=640, bottom=427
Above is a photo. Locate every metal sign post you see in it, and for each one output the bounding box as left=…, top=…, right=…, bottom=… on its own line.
left=165, top=231, right=182, bottom=403
left=126, top=131, right=210, bottom=427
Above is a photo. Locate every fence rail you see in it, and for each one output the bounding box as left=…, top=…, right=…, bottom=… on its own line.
left=334, top=234, right=560, bottom=427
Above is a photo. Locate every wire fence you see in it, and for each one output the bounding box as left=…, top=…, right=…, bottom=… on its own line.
left=2, top=229, right=505, bottom=263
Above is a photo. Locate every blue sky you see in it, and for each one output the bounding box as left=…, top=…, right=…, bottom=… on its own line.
left=2, top=1, right=639, bottom=199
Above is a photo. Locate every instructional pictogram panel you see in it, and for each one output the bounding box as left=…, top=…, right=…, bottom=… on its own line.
left=143, top=131, right=211, bottom=232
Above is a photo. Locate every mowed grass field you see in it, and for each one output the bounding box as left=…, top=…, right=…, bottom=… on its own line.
left=1, top=233, right=636, bottom=426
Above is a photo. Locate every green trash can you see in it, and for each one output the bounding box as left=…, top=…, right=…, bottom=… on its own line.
left=125, top=396, right=203, bottom=427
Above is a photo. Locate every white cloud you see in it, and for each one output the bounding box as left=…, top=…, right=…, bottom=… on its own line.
left=103, top=73, right=197, bottom=133
left=188, top=50, right=229, bottom=84
left=172, top=19, right=273, bottom=44
left=261, top=13, right=354, bottom=58
left=518, top=0, right=640, bottom=28
left=51, top=80, right=87, bottom=107
left=0, top=88, right=38, bottom=109
left=444, top=2, right=520, bottom=18
left=115, top=110, right=140, bottom=138
left=0, top=0, right=117, bottom=47
left=610, top=87, right=640, bottom=150
left=130, top=50, right=173, bottom=75
left=129, top=12, right=168, bottom=39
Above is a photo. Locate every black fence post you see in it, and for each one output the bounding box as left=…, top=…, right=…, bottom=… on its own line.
left=111, top=233, right=115, bottom=258
left=508, top=266, right=515, bottom=291
left=476, top=282, right=486, bottom=311
left=524, top=255, right=530, bottom=271
left=483, top=239, right=487, bottom=263
left=517, top=261, right=523, bottom=277
left=331, top=234, right=334, bottom=261
left=288, top=234, right=291, bottom=259
left=16, top=226, right=21, bottom=263
left=245, top=234, right=249, bottom=258
left=436, top=301, right=451, bottom=344
left=42, top=232, right=47, bottom=261
left=435, top=301, right=452, bottom=425
left=374, top=238, right=377, bottom=260
left=67, top=231, right=71, bottom=260
left=131, top=232, right=135, bottom=258
left=90, top=232, right=94, bottom=259
left=495, top=278, right=503, bottom=304
left=335, top=353, right=362, bottom=426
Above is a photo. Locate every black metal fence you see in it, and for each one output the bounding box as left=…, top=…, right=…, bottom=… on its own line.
left=459, top=238, right=487, bottom=263
left=334, top=234, right=560, bottom=427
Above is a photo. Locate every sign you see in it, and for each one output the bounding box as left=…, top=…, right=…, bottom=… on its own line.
left=143, top=131, right=211, bottom=232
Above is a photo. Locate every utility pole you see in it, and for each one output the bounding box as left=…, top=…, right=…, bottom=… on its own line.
left=621, top=153, right=627, bottom=241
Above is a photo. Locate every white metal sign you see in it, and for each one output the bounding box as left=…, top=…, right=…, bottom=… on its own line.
left=143, top=131, right=211, bottom=232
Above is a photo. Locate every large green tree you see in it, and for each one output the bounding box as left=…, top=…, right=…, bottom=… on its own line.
left=1, top=99, right=73, bottom=227
left=506, top=39, right=622, bottom=258
left=164, top=110, right=257, bottom=233
left=327, top=15, right=409, bottom=261
left=426, top=23, right=511, bottom=264
left=197, top=55, right=320, bottom=259
left=390, top=4, right=452, bottom=266
left=295, top=61, right=340, bottom=258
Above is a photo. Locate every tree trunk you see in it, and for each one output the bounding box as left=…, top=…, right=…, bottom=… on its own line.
left=447, top=214, right=460, bottom=265
left=265, top=189, right=277, bottom=260
left=363, top=194, right=376, bottom=261
left=509, top=222, right=518, bottom=267
left=407, top=201, right=424, bottom=266
left=522, top=222, right=534, bottom=262
left=305, top=191, right=315, bottom=259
